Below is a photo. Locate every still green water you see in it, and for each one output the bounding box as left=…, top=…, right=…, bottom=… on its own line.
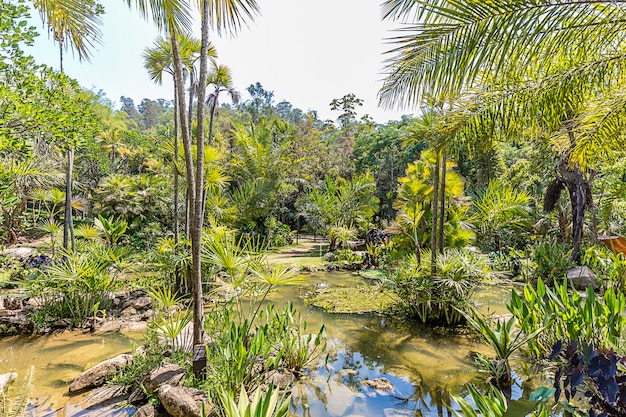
left=0, top=272, right=521, bottom=417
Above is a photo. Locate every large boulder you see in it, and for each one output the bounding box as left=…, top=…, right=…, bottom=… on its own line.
left=159, top=384, right=214, bottom=417
left=144, top=364, right=185, bottom=393
left=69, top=354, right=133, bottom=394
left=566, top=266, right=598, bottom=290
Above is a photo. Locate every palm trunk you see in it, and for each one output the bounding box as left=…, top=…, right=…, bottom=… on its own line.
left=171, top=33, right=195, bottom=297
left=63, top=148, right=75, bottom=253
left=191, top=0, right=210, bottom=347
left=438, top=150, right=446, bottom=254
left=431, top=151, right=440, bottom=277
left=173, top=80, right=181, bottom=292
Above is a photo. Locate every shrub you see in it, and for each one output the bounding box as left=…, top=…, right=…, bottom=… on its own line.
left=391, top=249, right=495, bottom=325
left=532, top=238, right=574, bottom=284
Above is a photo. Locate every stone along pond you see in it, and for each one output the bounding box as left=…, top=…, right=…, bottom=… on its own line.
left=0, top=271, right=524, bottom=417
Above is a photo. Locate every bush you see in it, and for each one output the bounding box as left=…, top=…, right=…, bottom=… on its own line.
left=532, top=238, right=574, bottom=284
left=391, top=249, right=495, bottom=325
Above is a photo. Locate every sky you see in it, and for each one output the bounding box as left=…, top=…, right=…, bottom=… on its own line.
left=26, top=0, right=415, bottom=123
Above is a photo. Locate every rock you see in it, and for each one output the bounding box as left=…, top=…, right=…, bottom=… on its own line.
left=52, top=318, right=72, bottom=329
left=123, top=296, right=152, bottom=310
left=566, top=266, right=598, bottom=290
left=68, top=353, right=134, bottom=394
left=0, top=372, right=17, bottom=392
left=134, top=404, right=157, bottom=417
left=121, top=307, right=137, bottom=317
left=326, top=264, right=340, bottom=271
left=159, top=384, right=214, bottom=417
left=323, top=252, right=339, bottom=262
left=314, top=282, right=331, bottom=290
left=144, top=364, right=186, bottom=393
left=81, top=384, right=128, bottom=409
left=267, top=369, right=295, bottom=390
left=1, top=247, right=36, bottom=259
left=128, top=387, right=146, bottom=404
left=363, top=377, right=394, bottom=392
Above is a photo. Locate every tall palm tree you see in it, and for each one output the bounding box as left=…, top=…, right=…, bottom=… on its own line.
left=206, top=63, right=240, bottom=146
left=187, top=0, right=259, bottom=347
left=379, top=0, right=626, bottom=260
left=33, top=0, right=104, bottom=253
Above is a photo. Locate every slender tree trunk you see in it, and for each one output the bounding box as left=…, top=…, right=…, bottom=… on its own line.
left=59, top=42, right=63, bottom=73
left=188, top=77, right=195, bottom=136
left=63, top=148, right=75, bottom=252
left=438, top=150, right=446, bottom=254
left=191, top=0, right=210, bottom=347
left=431, top=151, right=440, bottom=277
left=173, top=80, right=181, bottom=292
left=208, top=95, right=217, bottom=146
left=170, top=33, right=194, bottom=297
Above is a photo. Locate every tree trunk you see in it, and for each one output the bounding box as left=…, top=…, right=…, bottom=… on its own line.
left=438, top=150, right=446, bottom=254
left=431, top=151, right=440, bottom=277
left=191, top=0, right=211, bottom=348
left=557, top=156, right=591, bottom=262
left=173, top=80, right=181, bottom=292
left=63, top=148, right=75, bottom=252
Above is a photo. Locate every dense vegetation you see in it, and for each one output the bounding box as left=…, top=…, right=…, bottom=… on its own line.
left=2, top=0, right=626, bottom=416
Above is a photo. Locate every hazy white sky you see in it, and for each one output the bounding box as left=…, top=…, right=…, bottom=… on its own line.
left=26, top=0, right=413, bottom=123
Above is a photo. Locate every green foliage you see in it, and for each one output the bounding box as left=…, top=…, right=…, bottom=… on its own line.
left=94, top=214, right=128, bottom=246
left=218, top=384, right=290, bottom=417
left=469, top=179, right=531, bottom=252
left=532, top=238, right=574, bottom=284
left=462, top=309, right=545, bottom=386
left=507, top=278, right=626, bottom=357
left=391, top=249, right=494, bottom=325
left=451, top=385, right=551, bottom=417
left=266, top=302, right=326, bottom=375
left=24, top=249, right=122, bottom=328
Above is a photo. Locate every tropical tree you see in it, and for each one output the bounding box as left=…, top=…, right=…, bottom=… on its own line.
left=190, top=0, right=259, bottom=347
left=380, top=0, right=626, bottom=260
left=206, top=62, right=240, bottom=146
left=470, top=179, right=531, bottom=252
left=33, top=0, right=104, bottom=253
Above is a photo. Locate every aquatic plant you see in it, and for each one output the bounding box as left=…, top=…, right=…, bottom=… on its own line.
left=217, top=384, right=290, bottom=417
left=507, top=278, right=625, bottom=356
left=451, top=384, right=552, bottom=417
left=392, top=248, right=496, bottom=325
left=461, top=309, right=545, bottom=386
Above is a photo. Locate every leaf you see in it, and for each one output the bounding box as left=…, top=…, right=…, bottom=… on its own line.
left=529, top=387, right=556, bottom=402
left=549, top=340, right=563, bottom=360
left=502, top=399, right=537, bottom=417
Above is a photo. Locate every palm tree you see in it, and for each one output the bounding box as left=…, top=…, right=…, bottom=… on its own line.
left=187, top=0, right=259, bottom=348
left=32, top=0, right=104, bottom=253
left=206, top=63, right=240, bottom=146
left=379, top=0, right=625, bottom=261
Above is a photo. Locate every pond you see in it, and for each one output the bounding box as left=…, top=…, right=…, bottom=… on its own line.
left=0, top=271, right=526, bottom=417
